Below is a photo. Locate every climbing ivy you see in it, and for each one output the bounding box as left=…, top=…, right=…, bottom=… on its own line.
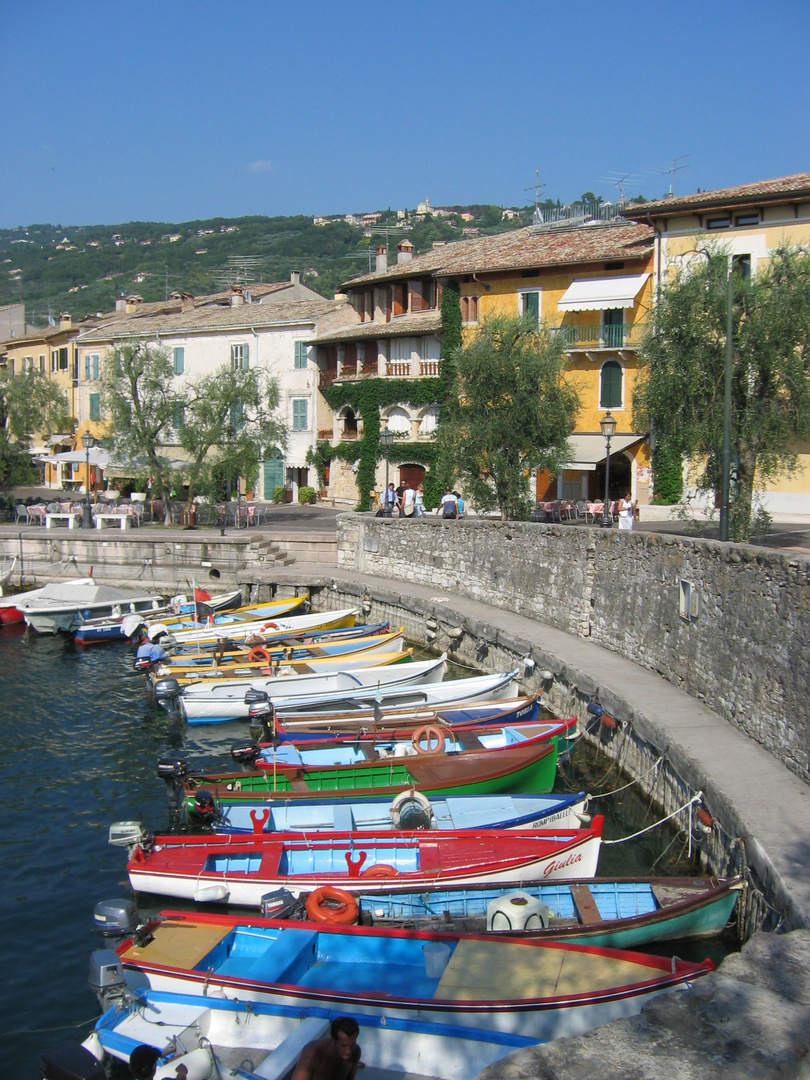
left=320, top=377, right=442, bottom=510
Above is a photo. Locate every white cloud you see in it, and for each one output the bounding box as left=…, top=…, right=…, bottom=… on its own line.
left=248, top=160, right=274, bottom=173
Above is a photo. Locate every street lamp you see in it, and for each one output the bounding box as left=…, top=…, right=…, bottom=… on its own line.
left=379, top=425, right=395, bottom=516
left=81, top=431, right=96, bottom=529
left=600, top=411, right=616, bottom=528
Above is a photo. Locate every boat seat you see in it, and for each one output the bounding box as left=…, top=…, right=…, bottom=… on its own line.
left=569, top=883, right=603, bottom=924
left=248, top=928, right=318, bottom=983
left=250, top=1017, right=331, bottom=1080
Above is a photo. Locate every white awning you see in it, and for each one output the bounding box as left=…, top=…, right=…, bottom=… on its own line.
left=38, top=448, right=111, bottom=466
left=558, top=273, right=650, bottom=312
left=563, top=434, right=644, bottom=472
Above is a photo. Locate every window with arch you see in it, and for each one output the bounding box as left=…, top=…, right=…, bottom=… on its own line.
left=600, top=360, right=623, bottom=409
left=418, top=405, right=439, bottom=436
left=385, top=407, right=411, bottom=435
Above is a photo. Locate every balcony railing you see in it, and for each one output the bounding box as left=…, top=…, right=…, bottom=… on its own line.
left=551, top=323, right=645, bottom=349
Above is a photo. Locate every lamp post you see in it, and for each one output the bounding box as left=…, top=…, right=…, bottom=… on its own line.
left=719, top=261, right=733, bottom=542
left=379, top=425, right=395, bottom=516
left=81, top=431, right=95, bottom=529
left=600, top=411, right=616, bottom=528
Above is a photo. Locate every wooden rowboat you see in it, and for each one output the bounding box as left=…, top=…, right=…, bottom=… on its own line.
left=99, top=905, right=714, bottom=1042
left=120, top=819, right=605, bottom=905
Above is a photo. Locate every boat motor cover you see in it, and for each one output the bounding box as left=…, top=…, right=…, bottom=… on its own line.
left=93, top=898, right=140, bottom=937
left=40, top=1040, right=105, bottom=1080
left=153, top=677, right=182, bottom=700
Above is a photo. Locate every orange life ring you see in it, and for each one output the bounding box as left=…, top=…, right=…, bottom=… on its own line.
left=261, top=622, right=280, bottom=633
left=411, top=725, right=445, bottom=755
left=305, top=886, right=359, bottom=925
left=247, top=647, right=272, bottom=664
left=360, top=863, right=400, bottom=878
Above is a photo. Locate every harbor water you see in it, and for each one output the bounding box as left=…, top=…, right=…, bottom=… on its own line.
left=0, top=627, right=737, bottom=1077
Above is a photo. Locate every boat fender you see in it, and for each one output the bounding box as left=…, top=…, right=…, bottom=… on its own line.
left=247, top=646, right=272, bottom=664
left=360, top=863, right=400, bottom=879
left=390, top=789, right=434, bottom=830
left=305, top=886, right=359, bottom=925
left=696, top=807, right=713, bottom=832
left=411, top=724, right=445, bottom=755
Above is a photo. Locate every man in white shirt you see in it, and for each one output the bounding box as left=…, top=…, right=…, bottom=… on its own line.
left=440, top=487, right=458, bottom=519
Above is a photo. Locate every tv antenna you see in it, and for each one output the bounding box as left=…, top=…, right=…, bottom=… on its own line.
left=525, top=167, right=546, bottom=224
left=663, top=155, right=690, bottom=196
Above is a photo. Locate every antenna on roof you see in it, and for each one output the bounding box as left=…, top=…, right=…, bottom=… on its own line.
left=663, top=155, right=690, bottom=196
left=525, top=167, right=545, bottom=225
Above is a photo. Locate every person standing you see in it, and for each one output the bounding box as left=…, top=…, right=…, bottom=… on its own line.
left=402, top=482, right=416, bottom=517
left=291, top=1016, right=361, bottom=1080
left=384, top=483, right=397, bottom=517
left=618, top=492, right=635, bottom=530
left=414, top=483, right=425, bottom=517
left=395, top=481, right=405, bottom=517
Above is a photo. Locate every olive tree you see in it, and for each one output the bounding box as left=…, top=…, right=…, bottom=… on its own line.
left=634, top=245, right=810, bottom=540
left=438, top=314, right=580, bottom=520
left=0, top=368, right=72, bottom=493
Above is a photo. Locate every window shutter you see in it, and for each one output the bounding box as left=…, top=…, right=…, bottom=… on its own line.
left=523, top=292, right=539, bottom=320
left=294, top=341, right=307, bottom=368
left=600, top=361, right=623, bottom=408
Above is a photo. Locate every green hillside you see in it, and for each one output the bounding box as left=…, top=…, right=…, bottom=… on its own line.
left=0, top=205, right=534, bottom=326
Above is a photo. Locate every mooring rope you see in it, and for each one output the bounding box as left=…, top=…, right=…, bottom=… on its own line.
left=603, top=791, right=703, bottom=846
left=588, top=753, right=665, bottom=801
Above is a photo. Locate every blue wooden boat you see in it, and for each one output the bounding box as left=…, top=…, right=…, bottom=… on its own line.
left=346, top=875, right=743, bottom=948
left=77, top=986, right=539, bottom=1080
left=182, top=788, right=590, bottom=834
left=98, top=907, right=715, bottom=1042
left=76, top=588, right=245, bottom=645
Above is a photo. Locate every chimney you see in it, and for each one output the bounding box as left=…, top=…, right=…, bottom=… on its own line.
left=375, top=245, right=387, bottom=273
left=115, top=298, right=127, bottom=312
left=59, top=312, right=72, bottom=328
left=230, top=286, right=244, bottom=307
left=290, top=270, right=301, bottom=286
left=397, top=239, right=414, bottom=263
left=125, top=295, right=143, bottom=312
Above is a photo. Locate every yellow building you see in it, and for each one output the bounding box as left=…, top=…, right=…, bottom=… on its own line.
left=623, top=171, right=810, bottom=516
left=314, top=217, right=655, bottom=507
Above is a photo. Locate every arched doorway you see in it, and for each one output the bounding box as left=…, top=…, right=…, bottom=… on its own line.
left=593, top=452, right=632, bottom=501
left=399, top=464, right=426, bottom=489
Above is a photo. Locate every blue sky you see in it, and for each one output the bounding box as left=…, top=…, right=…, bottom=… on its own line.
left=1, top=0, right=808, bottom=228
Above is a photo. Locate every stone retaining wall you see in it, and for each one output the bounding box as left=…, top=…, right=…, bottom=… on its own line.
left=337, top=516, right=810, bottom=780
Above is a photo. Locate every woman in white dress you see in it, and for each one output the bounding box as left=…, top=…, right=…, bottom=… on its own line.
left=618, top=492, right=635, bottom=530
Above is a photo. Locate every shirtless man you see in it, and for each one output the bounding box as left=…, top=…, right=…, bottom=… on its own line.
left=291, top=1017, right=361, bottom=1080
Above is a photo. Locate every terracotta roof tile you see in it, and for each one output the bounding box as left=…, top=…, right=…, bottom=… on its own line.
left=622, top=172, right=810, bottom=219
left=343, top=221, right=653, bottom=288
left=310, top=310, right=442, bottom=345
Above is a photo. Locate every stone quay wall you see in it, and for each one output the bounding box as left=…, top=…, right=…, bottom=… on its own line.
left=337, top=515, right=810, bottom=781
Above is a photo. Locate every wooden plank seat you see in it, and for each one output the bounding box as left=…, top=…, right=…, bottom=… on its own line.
left=569, top=883, right=603, bottom=924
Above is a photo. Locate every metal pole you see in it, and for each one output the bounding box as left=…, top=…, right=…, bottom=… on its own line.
left=384, top=447, right=391, bottom=516
left=601, top=435, right=612, bottom=528
left=719, top=262, right=733, bottom=542
left=83, top=446, right=92, bottom=528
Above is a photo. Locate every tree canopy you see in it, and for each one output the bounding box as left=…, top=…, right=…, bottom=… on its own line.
left=633, top=245, right=810, bottom=539
left=0, top=369, right=72, bottom=493
left=99, top=341, right=286, bottom=509
left=438, top=314, right=580, bottom=520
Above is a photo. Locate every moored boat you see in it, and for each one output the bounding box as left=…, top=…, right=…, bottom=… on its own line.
left=137, top=593, right=309, bottom=641
left=117, top=818, right=604, bottom=905
left=18, top=579, right=165, bottom=634
left=75, top=587, right=245, bottom=644
left=170, top=654, right=447, bottom=724
left=75, top=988, right=538, bottom=1080
left=91, top=904, right=715, bottom=1041
left=146, top=606, right=358, bottom=647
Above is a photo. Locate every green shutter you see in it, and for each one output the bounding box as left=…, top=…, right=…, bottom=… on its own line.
left=89, top=393, right=100, bottom=421
left=600, top=361, right=623, bottom=408
left=295, top=341, right=307, bottom=368
left=523, top=292, right=539, bottom=320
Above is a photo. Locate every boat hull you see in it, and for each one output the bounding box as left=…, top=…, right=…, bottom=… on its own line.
left=114, top=912, right=714, bottom=1042
left=126, top=820, right=604, bottom=906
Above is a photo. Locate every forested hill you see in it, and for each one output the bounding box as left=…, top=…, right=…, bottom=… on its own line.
left=0, top=204, right=532, bottom=326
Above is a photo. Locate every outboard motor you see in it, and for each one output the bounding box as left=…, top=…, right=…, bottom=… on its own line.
left=261, top=888, right=305, bottom=920
left=92, top=898, right=141, bottom=941
left=190, top=789, right=218, bottom=826
left=247, top=695, right=276, bottom=742
left=390, top=789, right=434, bottom=830
left=40, top=1041, right=105, bottom=1080
left=153, top=677, right=183, bottom=704
left=157, top=756, right=190, bottom=822
left=88, top=948, right=127, bottom=1012
left=231, top=738, right=262, bottom=766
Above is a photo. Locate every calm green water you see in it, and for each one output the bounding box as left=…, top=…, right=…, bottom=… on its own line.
left=0, top=630, right=735, bottom=1076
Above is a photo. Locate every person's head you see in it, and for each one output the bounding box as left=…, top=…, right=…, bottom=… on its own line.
left=130, top=1044, right=161, bottom=1079
left=445, top=486, right=452, bottom=494
left=625, top=492, right=631, bottom=500
left=388, top=483, right=394, bottom=489
left=330, top=1016, right=360, bottom=1060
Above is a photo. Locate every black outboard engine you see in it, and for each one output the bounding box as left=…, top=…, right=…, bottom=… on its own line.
left=261, top=888, right=305, bottom=920
left=157, top=756, right=190, bottom=823
left=246, top=693, right=276, bottom=742
left=231, top=738, right=262, bottom=766
left=191, top=789, right=218, bottom=826
left=40, top=1041, right=105, bottom=1080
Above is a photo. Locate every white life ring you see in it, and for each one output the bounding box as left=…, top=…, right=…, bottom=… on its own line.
left=389, top=788, right=434, bottom=830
